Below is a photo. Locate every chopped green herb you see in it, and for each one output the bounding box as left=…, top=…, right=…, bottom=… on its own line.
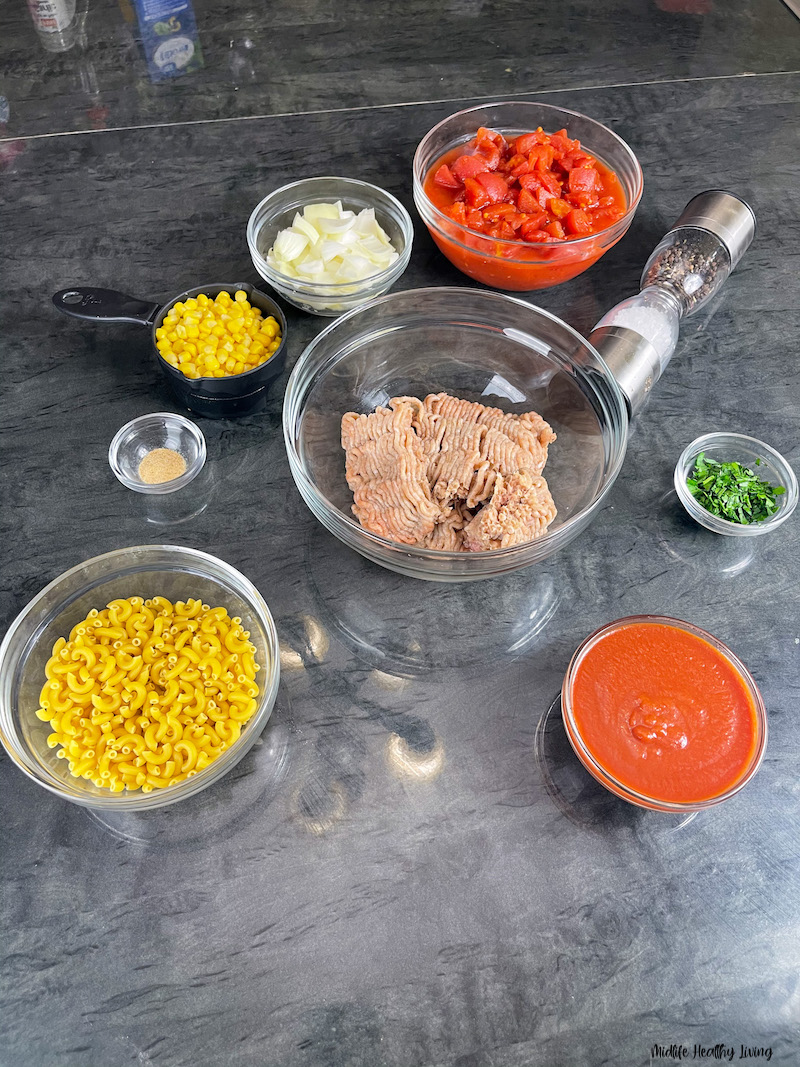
left=687, top=452, right=785, bottom=524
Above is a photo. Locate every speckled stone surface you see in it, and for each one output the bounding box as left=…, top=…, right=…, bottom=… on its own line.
left=2, top=6, right=800, bottom=1065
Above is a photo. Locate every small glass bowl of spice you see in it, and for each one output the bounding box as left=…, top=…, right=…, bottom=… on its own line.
left=674, top=432, right=798, bottom=536
left=109, top=412, right=207, bottom=495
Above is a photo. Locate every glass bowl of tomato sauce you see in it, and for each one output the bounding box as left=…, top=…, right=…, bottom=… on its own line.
left=413, top=102, right=643, bottom=291
left=561, top=615, right=767, bottom=812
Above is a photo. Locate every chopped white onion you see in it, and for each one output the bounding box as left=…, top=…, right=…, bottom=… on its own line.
left=266, top=201, right=399, bottom=288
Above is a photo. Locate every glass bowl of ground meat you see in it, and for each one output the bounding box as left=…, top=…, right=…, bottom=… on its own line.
left=282, top=287, right=629, bottom=582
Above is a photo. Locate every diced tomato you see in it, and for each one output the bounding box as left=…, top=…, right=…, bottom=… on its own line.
left=548, top=197, right=572, bottom=219
left=529, top=145, right=556, bottom=172
left=476, top=144, right=501, bottom=170
left=475, top=171, right=510, bottom=204
left=589, top=206, right=625, bottom=229
left=424, top=124, right=628, bottom=250
left=514, top=130, right=548, bottom=155
left=486, top=221, right=516, bottom=240
left=433, top=164, right=461, bottom=189
left=517, top=172, right=541, bottom=192
left=521, top=171, right=561, bottom=197
left=451, top=154, right=490, bottom=182
left=463, top=176, right=490, bottom=208
left=540, top=171, right=562, bottom=196
left=521, top=227, right=556, bottom=243
left=564, top=208, right=593, bottom=236
left=447, top=201, right=468, bottom=225
left=476, top=126, right=507, bottom=150
left=482, top=203, right=515, bottom=220
left=549, top=130, right=578, bottom=155
left=516, top=187, right=540, bottom=215
left=569, top=166, right=601, bottom=196
left=559, top=150, right=591, bottom=172
left=521, top=210, right=547, bottom=232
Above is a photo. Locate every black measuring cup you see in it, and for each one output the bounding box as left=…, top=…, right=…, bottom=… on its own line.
left=53, top=282, right=288, bottom=418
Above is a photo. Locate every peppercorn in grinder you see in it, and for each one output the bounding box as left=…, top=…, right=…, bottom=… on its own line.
left=588, top=190, right=756, bottom=415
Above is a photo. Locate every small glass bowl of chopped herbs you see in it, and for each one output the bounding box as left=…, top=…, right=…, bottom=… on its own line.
left=675, top=432, right=798, bottom=536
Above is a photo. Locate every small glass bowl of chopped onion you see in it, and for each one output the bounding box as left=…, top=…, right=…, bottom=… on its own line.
left=674, top=432, right=798, bottom=536
left=247, top=177, right=413, bottom=316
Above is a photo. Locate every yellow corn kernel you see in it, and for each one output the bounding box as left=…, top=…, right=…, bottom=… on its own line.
left=197, top=293, right=209, bottom=307
left=234, top=290, right=247, bottom=303
left=184, top=298, right=197, bottom=310
left=232, top=361, right=245, bottom=375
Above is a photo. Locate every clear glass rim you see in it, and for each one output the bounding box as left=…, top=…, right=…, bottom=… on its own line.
left=561, top=614, right=768, bottom=812
left=0, top=545, right=281, bottom=810
left=282, top=286, right=629, bottom=564
left=674, top=432, right=799, bottom=537
left=247, top=175, right=414, bottom=294
left=412, top=100, right=644, bottom=259
left=108, top=412, right=207, bottom=495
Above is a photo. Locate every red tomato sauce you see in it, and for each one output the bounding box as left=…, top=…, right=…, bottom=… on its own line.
left=424, top=126, right=626, bottom=244
left=567, top=622, right=760, bottom=805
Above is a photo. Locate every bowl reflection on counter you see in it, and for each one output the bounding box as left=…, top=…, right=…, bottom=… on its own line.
left=0, top=546, right=280, bottom=811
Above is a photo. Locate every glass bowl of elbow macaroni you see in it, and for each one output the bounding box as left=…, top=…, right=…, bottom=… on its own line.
left=0, top=545, right=280, bottom=810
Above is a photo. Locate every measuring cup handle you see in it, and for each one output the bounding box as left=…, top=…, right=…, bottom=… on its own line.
left=53, top=287, right=161, bottom=327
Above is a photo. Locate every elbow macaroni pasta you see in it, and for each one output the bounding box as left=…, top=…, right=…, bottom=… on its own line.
left=35, top=597, right=261, bottom=793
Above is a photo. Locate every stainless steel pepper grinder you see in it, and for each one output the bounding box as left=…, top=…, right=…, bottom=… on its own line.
left=589, top=190, right=756, bottom=415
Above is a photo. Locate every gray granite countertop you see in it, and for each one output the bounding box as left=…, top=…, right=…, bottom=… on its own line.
left=2, top=3, right=800, bottom=1065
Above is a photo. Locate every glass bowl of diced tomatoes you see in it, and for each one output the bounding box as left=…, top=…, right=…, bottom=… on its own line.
left=413, top=101, right=643, bottom=291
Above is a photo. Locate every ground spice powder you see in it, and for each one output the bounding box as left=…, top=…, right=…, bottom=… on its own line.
left=138, top=448, right=187, bottom=484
